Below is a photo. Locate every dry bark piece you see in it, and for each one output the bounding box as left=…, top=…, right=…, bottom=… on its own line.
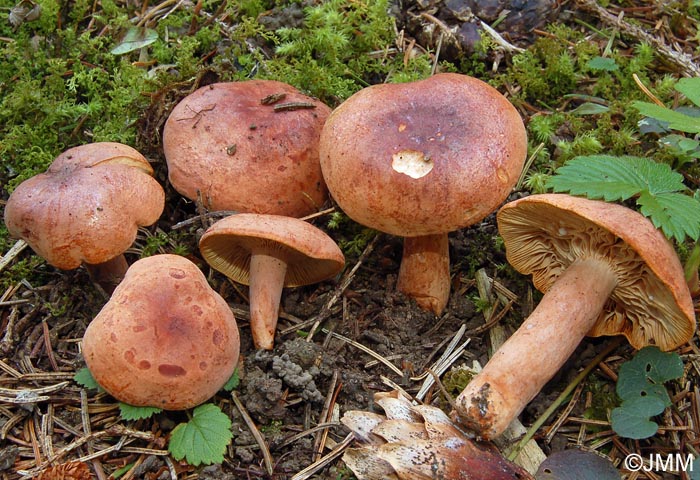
left=342, top=390, right=534, bottom=480
left=454, top=194, right=696, bottom=440
left=163, top=80, right=331, bottom=217
left=3, top=142, right=164, bottom=292
left=199, top=213, right=345, bottom=350
left=320, top=73, right=527, bottom=314
left=82, top=254, right=240, bottom=410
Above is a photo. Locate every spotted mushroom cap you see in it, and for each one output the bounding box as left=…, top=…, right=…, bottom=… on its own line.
left=82, top=254, right=240, bottom=410
left=3, top=142, right=164, bottom=269
left=199, top=213, right=345, bottom=288
left=497, top=194, right=696, bottom=351
left=319, top=73, right=527, bottom=237
left=163, top=80, right=331, bottom=217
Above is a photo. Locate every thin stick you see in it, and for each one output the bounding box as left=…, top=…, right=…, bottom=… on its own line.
left=232, top=391, right=274, bottom=476
left=290, top=433, right=354, bottom=480
left=0, top=239, right=28, bottom=274
left=322, top=329, right=403, bottom=376
left=507, top=337, right=624, bottom=461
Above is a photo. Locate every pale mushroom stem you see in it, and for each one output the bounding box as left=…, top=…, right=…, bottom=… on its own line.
left=84, top=254, right=129, bottom=294
left=453, top=257, right=618, bottom=440
left=249, top=252, right=288, bottom=350
left=396, top=233, right=451, bottom=315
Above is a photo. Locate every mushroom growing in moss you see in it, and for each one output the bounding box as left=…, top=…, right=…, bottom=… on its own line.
left=453, top=194, right=696, bottom=440
left=199, top=213, right=345, bottom=350
left=82, top=254, right=240, bottom=410
left=319, top=73, right=527, bottom=314
left=3, top=142, right=164, bottom=292
left=163, top=80, right=331, bottom=217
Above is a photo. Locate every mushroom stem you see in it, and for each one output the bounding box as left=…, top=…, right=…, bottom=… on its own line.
left=249, top=252, right=288, bottom=350
left=453, top=257, right=618, bottom=440
left=84, top=254, right=129, bottom=294
left=396, top=233, right=450, bottom=315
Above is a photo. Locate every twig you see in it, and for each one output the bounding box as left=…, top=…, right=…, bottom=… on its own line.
left=507, top=337, right=624, bottom=461
left=322, top=329, right=403, bottom=376
left=0, top=239, right=28, bottom=274
left=576, top=0, right=700, bottom=77
left=312, top=370, right=339, bottom=462
left=290, top=433, right=354, bottom=480
left=232, top=391, right=274, bottom=476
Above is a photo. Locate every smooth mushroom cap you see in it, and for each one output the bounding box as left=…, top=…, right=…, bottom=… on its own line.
left=163, top=80, right=331, bottom=217
left=82, top=254, right=240, bottom=410
left=497, top=194, right=696, bottom=351
left=198, top=213, right=345, bottom=287
left=3, top=142, right=164, bottom=270
left=319, top=73, right=527, bottom=237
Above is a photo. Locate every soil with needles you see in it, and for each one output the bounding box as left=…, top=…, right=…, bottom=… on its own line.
left=1, top=1, right=699, bottom=479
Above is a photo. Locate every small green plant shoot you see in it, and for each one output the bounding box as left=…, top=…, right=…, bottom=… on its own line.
left=610, top=346, right=684, bottom=439
left=546, top=155, right=700, bottom=242
left=633, top=78, right=700, bottom=134
left=74, top=368, right=234, bottom=465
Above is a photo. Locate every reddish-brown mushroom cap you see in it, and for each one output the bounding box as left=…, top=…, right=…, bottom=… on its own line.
left=82, top=254, right=240, bottom=410
left=163, top=80, right=331, bottom=217
left=319, top=73, right=527, bottom=314
left=3, top=142, right=164, bottom=290
left=199, top=213, right=345, bottom=350
left=453, top=194, right=696, bottom=440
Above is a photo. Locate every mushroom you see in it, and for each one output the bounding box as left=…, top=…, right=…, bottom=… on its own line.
left=453, top=194, right=696, bottom=439
left=319, top=73, right=527, bottom=314
left=199, top=213, right=345, bottom=350
left=3, top=142, right=164, bottom=293
left=341, top=390, right=534, bottom=479
left=163, top=80, right=331, bottom=217
left=82, top=254, right=240, bottom=410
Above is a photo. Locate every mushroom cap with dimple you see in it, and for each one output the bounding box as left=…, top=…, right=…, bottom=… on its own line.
left=163, top=80, right=331, bottom=217
left=496, top=194, right=696, bottom=351
left=319, top=73, right=527, bottom=237
left=3, top=142, right=164, bottom=269
left=199, top=213, right=345, bottom=288
left=82, top=254, right=240, bottom=410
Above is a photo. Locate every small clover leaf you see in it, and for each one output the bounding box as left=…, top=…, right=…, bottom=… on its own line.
left=169, top=404, right=233, bottom=466
left=611, top=346, right=684, bottom=439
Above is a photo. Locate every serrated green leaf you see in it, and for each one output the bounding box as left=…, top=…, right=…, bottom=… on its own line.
left=632, top=101, right=700, bottom=134
left=111, top=27, right=158, bottom=55
left=222, top=369, right=240, bottom=391
left=168, top=404, right=233, bottom=466
left=637, top=191, right=700, bottom=242
left=675, top=77, right=700, bottom=108
left=547, top=155, right=700, bottom=242
left=610, top=396, right=667, bottom=439
left=119, top=403, right=162, bottom=421
left=74, top=368, right=100, bottom=390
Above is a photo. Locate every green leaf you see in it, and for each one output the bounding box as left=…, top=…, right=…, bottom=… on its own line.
left=587, top=56, right=619, bottom=71
left=222, top=369, right=240, bottom=391
left=169, top=404, right=233, bottom=466
left=610, top=396, right=667, bottom=439
left=611, top=347, right=684, bottom=439
left=675, top=77, right=700, bottom=107
left=74, top=368, right=100, bottom=390
left=119, top=403, right=162, bottom=421
left=570, top=102, right=610, bottom=115
left=111, top=27, right=158, bottom=55
left=546, top=155, right=700, bottom=242
left=632, top=101, right=700, bottom=134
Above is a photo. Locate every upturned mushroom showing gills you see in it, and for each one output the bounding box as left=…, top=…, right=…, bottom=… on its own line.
left=319, top=73, right=527, bottom=315
left=199, top=213, right=345, bottom=350
left=454, top=194, right=696, bottom=440
left=163, top=80, right=331, bottom=217
left=82, top=254, right=240, bottom=410
left=3, top=142, right=164, bottom=293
